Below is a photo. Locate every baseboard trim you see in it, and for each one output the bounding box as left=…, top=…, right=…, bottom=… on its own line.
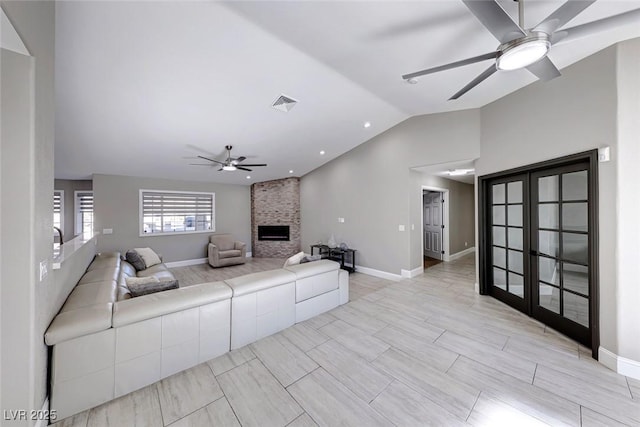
left=355, top=265, right=402, bottom=281
left=401, top=266, right=424, bottom=278
left=164, top=258, right=207, bottom=268
left=34, top=397, right=49, bottom=427
left=599, top=346, right=640, bottom=380
left=447, top=247, right=475, bottom=262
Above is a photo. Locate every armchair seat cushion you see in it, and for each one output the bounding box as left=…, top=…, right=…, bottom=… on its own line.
left=220, top=249, right=242, bottom=259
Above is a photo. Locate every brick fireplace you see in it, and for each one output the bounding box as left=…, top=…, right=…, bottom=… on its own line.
left=251, top=177, right=300, bottom=258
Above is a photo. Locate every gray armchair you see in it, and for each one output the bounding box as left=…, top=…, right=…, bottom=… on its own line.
left=208, top=234, right=246, bottom=268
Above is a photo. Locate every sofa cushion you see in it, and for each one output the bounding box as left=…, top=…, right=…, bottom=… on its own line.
left=219, top=249, right=242, bottom=259
left=112, top=282, right=232, bottom=327
left=285, top=259, right=339, bottom=279
left=45, top=303, right=113, bottom=346
left=86, top=253, right=121, bottom=271
left=210, top=234, right=235, bottom=251
left=224, top=269, right=296, bottom=297
left=125, top=250, right=146, bottom=271
left=61, top=281, right=117, bottom=312
left=134, top=247, right=162, bottom=268
left=77, top=268, right=119, bottom=286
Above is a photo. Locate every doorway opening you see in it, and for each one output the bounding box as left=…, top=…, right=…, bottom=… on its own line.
left=422, top=186, right=449, bottom=269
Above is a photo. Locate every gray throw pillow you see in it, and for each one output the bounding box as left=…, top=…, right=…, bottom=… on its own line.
left=125, top=250, right=146, bottom=271
left=300, top=254, right=322, bottom=264
left=126, top=277, right=179, bottom=297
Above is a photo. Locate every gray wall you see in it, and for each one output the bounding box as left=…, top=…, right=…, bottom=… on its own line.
left=476, top=47, right=620, bottom=357
left=93, top=174, right=251, bottom=262
left=409, top=172, right=475, bottom=268
left=1, top=0, right=55, bottom=420
left=300, top=110, right=480, bottom=275
left=54, top=179, right=93, bottom=241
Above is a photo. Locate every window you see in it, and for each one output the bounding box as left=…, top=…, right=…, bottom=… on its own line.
left=75, top=191, right=94, bottom=236
left=53, top=190, right=64, bottom=234
left=140, top=190, right=215, bottom=236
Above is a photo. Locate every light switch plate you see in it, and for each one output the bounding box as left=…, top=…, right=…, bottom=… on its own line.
left=598, top=146, right=610, bottom=162
left=398, top=225, right=405, bottom=232
left=338, top=218, right=345, bottom=223
left=103, top=228, right=113, bottom=235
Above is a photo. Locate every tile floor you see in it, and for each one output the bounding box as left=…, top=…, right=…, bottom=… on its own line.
left=54, top=254, right=640, bottom=426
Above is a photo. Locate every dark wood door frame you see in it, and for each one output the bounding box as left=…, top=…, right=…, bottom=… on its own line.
left=478, top=150, right=599, bottom=359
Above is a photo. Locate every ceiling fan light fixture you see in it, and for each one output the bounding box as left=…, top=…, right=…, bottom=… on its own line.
left=496, top=34, right=551, bottom=71
left=447, top=168, right=474, bottom=176
left=222, top=165, right=237, bottom=171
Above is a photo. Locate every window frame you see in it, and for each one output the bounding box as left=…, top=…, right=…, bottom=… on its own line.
left=54, top=190, right=64, bottom=235
left=139, top=189, right=215, bottom=237
left=74, top=190, right=94, bottom=236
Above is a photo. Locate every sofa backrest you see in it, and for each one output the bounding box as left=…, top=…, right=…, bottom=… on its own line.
left=209, top=234, right=236, bottom=251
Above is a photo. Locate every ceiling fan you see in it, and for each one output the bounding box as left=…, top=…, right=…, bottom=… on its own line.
left=402, top=0, right=640, bottom=100
left=190, top=145, right=267, bottom=172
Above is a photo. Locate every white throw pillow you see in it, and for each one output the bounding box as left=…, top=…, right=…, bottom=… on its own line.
left=283, top=251, right=305, bottom=268
left=134, top=247, right=162, bottom=268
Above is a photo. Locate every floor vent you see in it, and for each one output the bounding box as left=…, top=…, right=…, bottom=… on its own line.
left=272, top=94, right=298, bottom=112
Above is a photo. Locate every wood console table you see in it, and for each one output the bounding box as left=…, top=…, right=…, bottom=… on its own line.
left=310, top=244, right=356, bottom=273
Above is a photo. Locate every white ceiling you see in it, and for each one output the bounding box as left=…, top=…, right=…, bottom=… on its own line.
left=55, top=1, right=640, bottom=185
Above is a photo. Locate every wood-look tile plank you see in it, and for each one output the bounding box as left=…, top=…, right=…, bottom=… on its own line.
left=425, top=312, right=509, bottom=350
left=319, top=320, right=389, bottom=362
left=374, top=326, right=458, bottom=372
left=467, top=393, right=548, bottom=426
left=300, top=312, right=336, bottom=330
left=372, top=349, right=479, bottom=420
left=370, top=380, right=468, bottom=426
left=156, top=363, right=223, bottom=425
left=286, top=413, right=318, bottom=427
left=447, top=356, right=580, bottom=427
left=307, top=339, right=392, bottom=403
left=435, top=331, right=537, bottom=383
left=279, top=323, right=328, bottom=352
left=330, top=304, right=388, bottom=334
left=628, top=377, right=640, bottom=400
left=169, top=397, right=240, bottom=427
left=87, top=385, right=162, bottom=427
left=217, top=359, right=303, bottom=427
left=533, top=364, right=640, bottom=426
left=207, top=345, right=255, bottom=376
left=286, top=368, right=391, bottom=427
left=580, top=406, right=630, bottom=427
left=249, top=334, right=318, bottom=387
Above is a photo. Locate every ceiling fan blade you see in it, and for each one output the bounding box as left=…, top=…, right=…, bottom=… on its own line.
left=234, top=156, right=247, bottom=163
left=238, top=164, right=267, bottom=167
left=402, top=51, right=499, bottom=80
left=236, top=166, right=252, bottom=172
left=189, top=163, right=214, bottom=166
left=552, top=8, right=640, bottom=46
left=449, top=64, right=497, bottom=100
left=534, top=0, right=596, bottom=35
left=197, top=155, right=225, bottom=165
left=526, top=57, right=561, bottom=81
left=462, top=0, right=526, bottom=44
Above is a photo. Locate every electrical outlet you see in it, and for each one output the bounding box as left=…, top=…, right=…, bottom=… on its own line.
left=103, top=228, right=113, bottom=235
left=465, top=241, right=468, bottom=247
left=398, top=225, right=405, bottom=232
left=411, top=224, right=415, bottom=230
left=39, top=260, right=48, bottom=282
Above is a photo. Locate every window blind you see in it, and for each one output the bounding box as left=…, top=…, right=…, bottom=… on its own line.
left=140, top=190, right=214, bottom=235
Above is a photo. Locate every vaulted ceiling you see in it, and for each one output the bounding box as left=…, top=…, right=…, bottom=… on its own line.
left=55, top=1, right=640, bottom=184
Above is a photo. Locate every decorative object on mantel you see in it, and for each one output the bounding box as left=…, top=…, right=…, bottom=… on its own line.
left=328, top=234, right=337, bottom=248
left=339, top=242, right=349, bottom=250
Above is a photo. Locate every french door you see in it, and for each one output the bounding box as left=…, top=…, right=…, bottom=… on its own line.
left=479, top=151, right=599, bottom=356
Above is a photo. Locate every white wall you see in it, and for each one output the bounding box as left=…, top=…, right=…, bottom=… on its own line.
left=1, top=0, right=55, bottom=421
left=300, top=110, right=480, bottom=275
left=93, top=174, right=251, bottom=262
left=477, top=46, right=619, bottom=356
left=615, top=39, right=640, bottom=364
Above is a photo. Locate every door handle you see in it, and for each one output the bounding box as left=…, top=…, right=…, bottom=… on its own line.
left=530, top=249, right=538, bottom=256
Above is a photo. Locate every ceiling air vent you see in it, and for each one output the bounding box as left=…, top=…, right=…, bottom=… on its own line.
left=272, top=94, right=298, bottom=112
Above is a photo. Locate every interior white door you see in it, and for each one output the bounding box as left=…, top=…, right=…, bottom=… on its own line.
left=424, top=191, right=443, bottom=260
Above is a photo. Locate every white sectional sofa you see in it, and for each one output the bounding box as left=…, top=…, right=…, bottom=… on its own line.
left=45, top=252, right=348, bottom=421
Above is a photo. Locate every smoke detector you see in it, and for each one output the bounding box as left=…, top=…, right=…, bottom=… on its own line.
left=272, top=94, right=298, bottom=112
